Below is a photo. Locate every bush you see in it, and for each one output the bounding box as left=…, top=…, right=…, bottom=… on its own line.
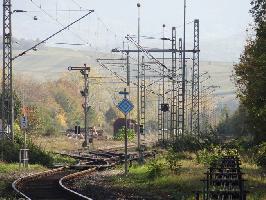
left=157, top=131, right=220, bottom=152
left=114, top=126, right=135, bottom=141
left=225, top=137, right=256, bottom=163
left=225, top=136, right=254, bottom=152
left=50, top=154, right=76, bottom=165
left=164, top=149, right=182, bottom=174
left=147, top=159, right=164, bottom=179
left=44, top=126, right=57, bottom=136
left=171, top=135, right=202, bottom=152
left=196, top=145, right=239, bottom=165
left=255, top=142, right=266, bottom=170
left=1, top=137, right=53, bottom=166
left=0, top=133, right=76, bottom=167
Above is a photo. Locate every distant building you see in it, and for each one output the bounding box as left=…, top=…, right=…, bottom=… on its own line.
left=113, top=118, right=137, bottom=137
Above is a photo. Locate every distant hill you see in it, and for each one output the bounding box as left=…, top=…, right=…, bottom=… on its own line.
left=200, top=60, right=238, bottom=111
left=0, top=36, right=45, bottom=50
left=0, top=46, right=238, bottom=111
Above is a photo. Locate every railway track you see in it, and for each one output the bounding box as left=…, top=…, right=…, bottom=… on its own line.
left=14, top=168, right=89, bottom=200
left=12, top=149, right=155, bottom=200
left=12, top=165, right=96, bottom=200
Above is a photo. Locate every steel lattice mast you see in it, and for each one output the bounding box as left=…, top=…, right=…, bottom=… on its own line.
left=158, top=24, right=166, bottom=143
left=140, top=56, right=146, bottom=137
left=162, top=24, right=166, bottom=142
left=190, top=19, right=200, bottom=135
left=181, top=0, right=186, bottom=136
left=177, top=38, right=183, bottom=136
left=157, top=90, right=163, bottom=141
left=2, top=0, right=14, bottom=141
left=170, top=27, right=177, bottom=139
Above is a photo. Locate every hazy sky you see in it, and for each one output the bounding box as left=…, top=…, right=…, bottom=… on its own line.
left=2, top=0, right=253, bottom=62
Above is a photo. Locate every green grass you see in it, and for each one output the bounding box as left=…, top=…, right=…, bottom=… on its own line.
left=0, top=162, right=47, bottom=198
left=50, top=153, right=76, bottom=165
left=109, top=157, right=205, bottom=199
left=242, top=162, right=266, bottom=200
left=108, top=156, right=266, bottom=200
left=0, top=162, right=46, bottom=173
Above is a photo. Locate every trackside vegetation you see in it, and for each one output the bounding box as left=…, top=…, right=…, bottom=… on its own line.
left=106, top=142, right=266, bottom=199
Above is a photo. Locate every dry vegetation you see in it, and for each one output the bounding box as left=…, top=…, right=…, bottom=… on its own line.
left=30, top=134, right=138, bottom=152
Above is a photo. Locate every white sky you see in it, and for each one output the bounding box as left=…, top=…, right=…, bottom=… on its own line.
left=2, top=0, right=253, bottom=62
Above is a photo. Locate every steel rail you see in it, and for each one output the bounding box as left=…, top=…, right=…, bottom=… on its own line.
left=12, top=149, right=156, bottom=199
left=12, top=167, right=65, bottom=200
left=12, top=150, right=123, bottom=199
left=59, top=168, right=96, bottom=200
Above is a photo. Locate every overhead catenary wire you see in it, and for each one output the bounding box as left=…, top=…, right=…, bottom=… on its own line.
left=21, top=9, right=93, bottom=13
left=23, top=1, right=187, bottom=97
left=93, top=13, right=127, bottom=52
left=126, top=35, right=170, bottom=72
left=97, top=60, right=160, bottom=96
left=99, top=59, right=171, bottom=88
left=30, top=0, right=125, bottom=50
left=107, top=39, right=174, bottom=84
left=12, top=9, right=94, bottom=60
left=28, top=0, right=94, bottom=47
left=69, top=0, right=83, bottom=9
left=97, top=57, right=171, bottom=81
left=125, top=35, right=174, bottom=82
left=25, top=1, right=194, bottom=55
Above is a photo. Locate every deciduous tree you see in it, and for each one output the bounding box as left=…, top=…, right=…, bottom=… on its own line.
left=234, top=0, right=266, bottom=143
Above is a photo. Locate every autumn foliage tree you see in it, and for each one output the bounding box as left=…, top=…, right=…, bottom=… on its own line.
left=234, top=0, right=266, bottom=143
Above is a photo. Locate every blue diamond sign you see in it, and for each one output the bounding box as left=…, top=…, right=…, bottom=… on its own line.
left=117, top=98, right=134, bottom=115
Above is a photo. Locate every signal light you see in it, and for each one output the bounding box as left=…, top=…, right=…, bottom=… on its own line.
left=161, top=103, right=169, bottom=112
left=75, top=126, right=80, bottom=134
left=140, top=124, right=144, bottom=134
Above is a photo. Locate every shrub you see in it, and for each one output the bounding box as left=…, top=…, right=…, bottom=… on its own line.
left=196, top=145, right=239, bottom=165
left=157, top=131, right=220, bottom=153
left=225, top=137, right=257, bottom=163
left=1, top=137, right=53, bottom=166
left=50, top=154, right=76, bottom=165
left=225, top=136, right=254, bottom=152
left=147, top=159, right=164, bottom=179
left=171, top=135, right=202, bottom=152
left=255, top=142, right=266, bottom=170
left=114, top=126, right=135, bottom=141
left=44, top=126, right=57, bottom=136
left=0, top=133, right=76, bottom=167
left=164, top=148, right=182, bottom=174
